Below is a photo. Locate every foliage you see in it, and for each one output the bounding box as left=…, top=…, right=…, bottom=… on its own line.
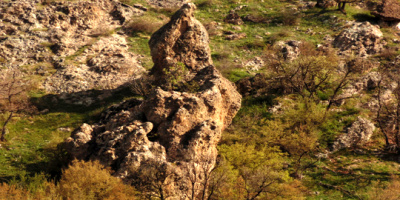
left=161, top=62, right=200, bottom=93
left=57, top=160, right=136, bottom=200
left=0, top=183, right=30, bottom=200
left=267, top=48, right=339, bottom=99
left=219, top=143, right=298, bottom=199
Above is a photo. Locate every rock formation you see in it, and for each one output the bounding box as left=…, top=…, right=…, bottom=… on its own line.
left=372, top=0, right=400, bottom=22
left=276, top=40, right=301, bottom=60
left=149, top=4, right=213, bottom=76
left=0, top=0, right=145, bottom=97
left=332, top=116, right=375, bottom=151
left=333, top=22, right=384, bottom=57
left=65, top=3, right=242, bottom=199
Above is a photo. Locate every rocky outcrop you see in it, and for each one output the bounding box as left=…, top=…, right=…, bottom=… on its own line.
left=0, top=0, right=145, bottom=95
left=276, top=40, right=301, bottom=60
left=44, top=34, right=144, bottom=94
left=243, top=56, right=264, bottom=71
left=236, top=73, right=269, bottom=96
left=65, top=3, right=241, bottom=199
left=149, top=3, right=213, bottom=76
left=333, top=22, right=384, bottom=57
left=372, top=0, right=400, bottom=22
left=224, top=11, right=244, bottom=25
left=332, top=117, right=375, bottom=151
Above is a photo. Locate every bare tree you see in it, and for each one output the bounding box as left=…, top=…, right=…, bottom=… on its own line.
left=376, top=63, right=400, bottom=151
left=182, top=153, right=231, bottom=200
left=0, top=68, right=33, bottom=141
left=239, top=165, right=285, bottom=200
left=129, top=159, right=176, bottom=200
left=326, top=57, right=368, bottom=112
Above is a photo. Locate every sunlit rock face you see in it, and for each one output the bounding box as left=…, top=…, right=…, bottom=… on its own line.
left=66, top=3, right=241, bottom=199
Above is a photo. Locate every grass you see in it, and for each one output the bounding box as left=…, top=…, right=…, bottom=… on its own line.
left=0, top=86, right=139, bottom=185
left=305, top=149, right=400, bottom=199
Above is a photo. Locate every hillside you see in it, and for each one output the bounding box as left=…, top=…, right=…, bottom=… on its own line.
left=1, top=0, right=400, bottom=199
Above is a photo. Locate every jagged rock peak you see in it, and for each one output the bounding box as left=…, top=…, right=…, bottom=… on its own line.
left=65, top=3, right=241, bottom=199
left=149, top=3, right=213, bottom=75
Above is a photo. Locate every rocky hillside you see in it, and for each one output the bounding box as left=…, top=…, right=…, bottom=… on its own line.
left=1, top=0, right=145, bottom=105
left=4, top=0, right=400, bottom=199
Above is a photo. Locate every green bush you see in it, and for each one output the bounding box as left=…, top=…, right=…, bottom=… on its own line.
left=57, top=160, right=137, bottom=200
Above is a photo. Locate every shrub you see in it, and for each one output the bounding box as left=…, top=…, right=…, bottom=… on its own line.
left=57, top=160, right=136, bottom=200
left=0, top=183, right=30, bottom=200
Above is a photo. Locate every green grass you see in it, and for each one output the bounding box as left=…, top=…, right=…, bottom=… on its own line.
left=305, top=149, right=400, bottom=199
left=127, top=36, right=153, bottom=70
left=0, top=86, right=139, bottom=185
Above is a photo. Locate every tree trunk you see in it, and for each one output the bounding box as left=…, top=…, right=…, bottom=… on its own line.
left=1, top=112, right=13, bottom=141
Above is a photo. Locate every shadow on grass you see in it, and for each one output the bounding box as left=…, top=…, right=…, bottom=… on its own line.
left=0, top=84, right=142, bottom=183
left=352, top=13, right=379, bottom=23
left=30, top=84, right=140, bottom=120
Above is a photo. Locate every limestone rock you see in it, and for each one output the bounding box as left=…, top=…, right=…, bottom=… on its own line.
left=225, top=32, right=247, bottom=40
left=244, top=56, right=264, bottom=71
left=332, top=117, right=375, bottom=151
left=333, top=22, right=384, bottom=57
left=65, top=3, right=242, bottom=199
left=372, top=0, right=400, bottom=22
left=224, top=11, right=244, bottom=25
left=44, top=35, right=145, bottom=95
left=276, top=40, right=301, bottom=60
left=149, top=3, right=213, bottom=76
left=0, top=0, right=145, bottom=96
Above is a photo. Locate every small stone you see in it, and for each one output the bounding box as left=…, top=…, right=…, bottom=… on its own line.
left=232, top=26, right=242, bottom=31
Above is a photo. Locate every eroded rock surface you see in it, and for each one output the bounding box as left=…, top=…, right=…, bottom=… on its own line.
left=332, top=117, right=375, bottom=151
left=372, top=0, right=400, bottom=22
left=66, top=3, right=241, bottom=199
left=276, top=40, right=301, bottom=60
left=149, top=3, right=213, bottom=76
left=0, top=0, right=144, bottom=95
left=333, top=22, right=384, bottom=57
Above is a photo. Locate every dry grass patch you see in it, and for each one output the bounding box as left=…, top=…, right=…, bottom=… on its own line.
left=124, top=16, right=164, bottom=35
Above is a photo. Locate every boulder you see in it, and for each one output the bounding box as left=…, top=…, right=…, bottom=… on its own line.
left=149, top=3, right=213, bottom=76
left=332, top=117, right=375, bottom=151
left=224, top=11, right=244, bottom=25
left=236, top=73, right=269, bottom=96
left=244, top=56, right=265, bottom=71
left=225, top=32, right=247, bottom=40
left=372, top=0, right=400, bottom=22
left=65, top=3, right=241, bottom=199
left=276, top=40, right=301, bottom=60
left=333, top=22, right=384, bottom=57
